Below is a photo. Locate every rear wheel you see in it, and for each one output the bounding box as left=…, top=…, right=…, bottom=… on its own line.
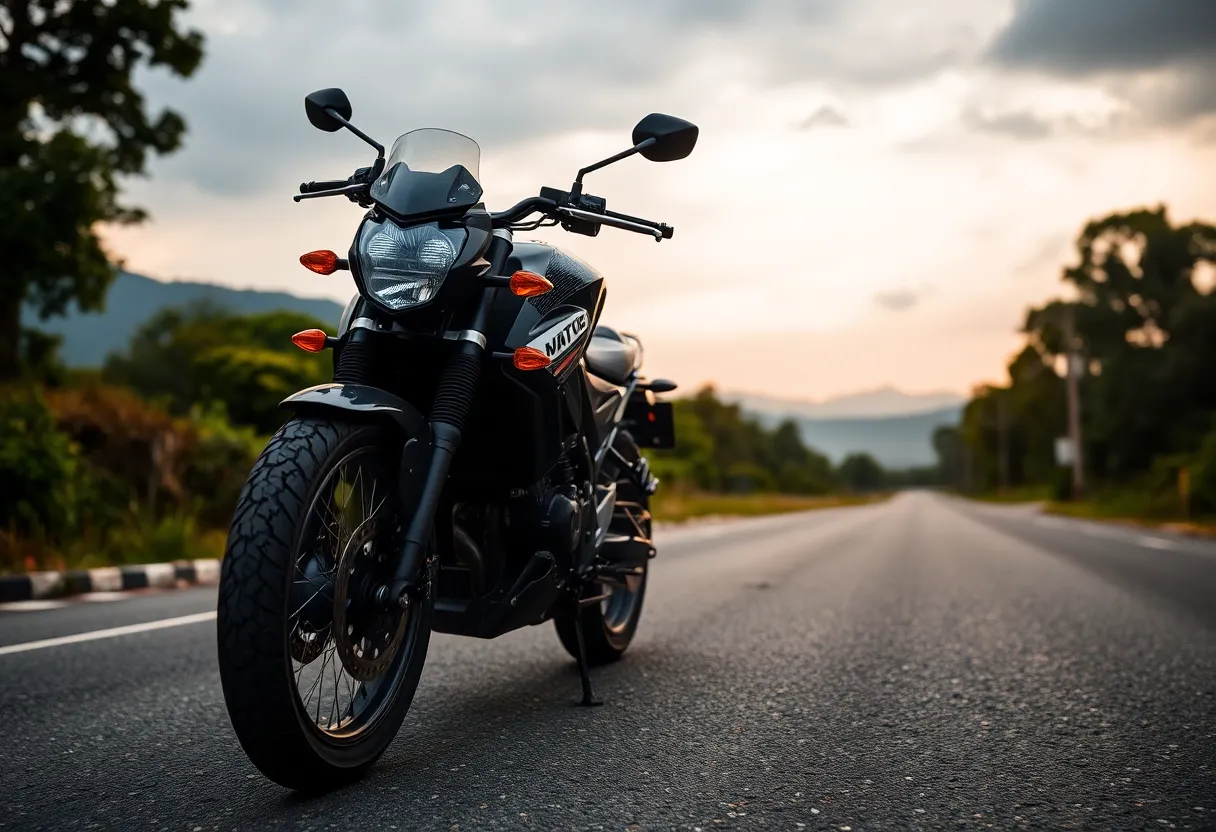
left=555, top=432, right=650, bottom=665
left=217, top=417, right=432, bottom=790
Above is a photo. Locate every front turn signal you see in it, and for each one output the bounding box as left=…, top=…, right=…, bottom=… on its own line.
left=300, top=250, right=341, bottom=275
left=509, top=270, right=554, bottom=298
left=512, top=346, right=551, bottom=371
left=291, top=329, right=330, bottom=353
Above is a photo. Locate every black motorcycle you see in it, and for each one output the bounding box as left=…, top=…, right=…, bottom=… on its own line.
left=216, top=88, right=696, bottom=789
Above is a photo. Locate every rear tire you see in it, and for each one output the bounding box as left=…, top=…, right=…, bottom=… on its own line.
left=217, top=417, right=432, bottom=791
left=555, top=432, right=650, bottom=666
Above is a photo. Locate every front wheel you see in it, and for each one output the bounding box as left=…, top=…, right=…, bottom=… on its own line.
left=217, top=417, right=431, bottom=790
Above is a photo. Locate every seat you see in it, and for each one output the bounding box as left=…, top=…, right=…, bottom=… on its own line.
left=585, top=325, right=641, bottom=385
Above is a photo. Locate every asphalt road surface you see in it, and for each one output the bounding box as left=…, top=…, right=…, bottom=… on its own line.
left=1, top=492, right=1214, bottom=831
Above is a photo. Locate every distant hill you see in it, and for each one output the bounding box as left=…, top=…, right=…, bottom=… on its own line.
left=747, top=405, right=963, bottom=469
left=24, top=272, right=346, bottom=366
left=728, top=386, right=965, bottom=419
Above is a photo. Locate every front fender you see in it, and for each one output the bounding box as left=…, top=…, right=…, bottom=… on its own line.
left=280, top=383, right=428, bottom=437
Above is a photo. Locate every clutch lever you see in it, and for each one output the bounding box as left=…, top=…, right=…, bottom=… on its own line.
left=292, top=182, right=367, bottom=203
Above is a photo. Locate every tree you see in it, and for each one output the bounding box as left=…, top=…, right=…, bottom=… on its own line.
left=104, top=305, right=331, bottom=433
left=1023, top=207, right=1216, bottom=479
left=952, top=205, right=1216, bottom=500
left=0, top=1, right=204, bottom=379
left=836, top=453, right=885, bottom=493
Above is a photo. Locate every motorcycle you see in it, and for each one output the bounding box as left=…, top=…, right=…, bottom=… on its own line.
left=216, top=87, right=696, bottom=790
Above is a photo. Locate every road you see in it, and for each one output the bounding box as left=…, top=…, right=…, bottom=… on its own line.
left=1, top=492, right=1214, bottom=831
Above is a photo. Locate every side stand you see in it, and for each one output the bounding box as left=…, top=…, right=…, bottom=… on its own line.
left=572, top=602, right=602, bottom=707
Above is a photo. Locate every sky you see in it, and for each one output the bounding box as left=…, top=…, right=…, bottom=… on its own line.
left=102, top=0, right=1216, bottom=401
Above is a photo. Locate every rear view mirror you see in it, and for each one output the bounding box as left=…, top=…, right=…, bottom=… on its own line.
left=632, top=114, right=699, bottom=162
left=304, top=88, right=353, bottom=132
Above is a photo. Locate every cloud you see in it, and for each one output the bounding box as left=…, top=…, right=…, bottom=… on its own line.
left=962, top=107, right=1053, bottom=140
left=874, top=288, right=924, bottom=311
left=959, top=106, right=1132, bottom=141
left=135, top=0, right=998, bottom=196
left=987, top=0, right=1216, bottom=75
left=797, top=105, right=850, bottom=130
left=985, top=0, right=1216, bottom=125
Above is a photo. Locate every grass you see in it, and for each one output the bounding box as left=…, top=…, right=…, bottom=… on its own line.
left=3, top=492, right=881, bottom=574
left=651, top=491, right=886, bottom=524
left=970, top=485, right=1054, bottom=504
left=965, top=487, right=1216, bottom=538
left=2, top=515, right=228, bottom=575
left=1044, top=500, right=1216, bottom=537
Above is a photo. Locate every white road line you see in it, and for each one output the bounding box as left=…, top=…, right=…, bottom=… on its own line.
left=79, top=591, right=135, bottom=603
left=0, top=611, right=216, bottom=656
left=0, top=600, right=69, bottom=613
left=1034, top=517, right=1066, bottom=528
left=1137, top=536, right=1177, bottom=550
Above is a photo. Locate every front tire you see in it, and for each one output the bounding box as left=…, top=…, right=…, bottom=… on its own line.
left=217, top=417, right=432, bottom=790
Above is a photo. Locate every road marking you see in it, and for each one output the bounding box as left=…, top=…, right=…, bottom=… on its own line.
left=79, top=591, right=134, bottom=603
left=0, top=611, right=216, bottom=656
left=0, top=600, right=69, bottom=612
left=1137, top=536, right=1177, bottom=550
left=1034, top=517, right=1065, bottom=528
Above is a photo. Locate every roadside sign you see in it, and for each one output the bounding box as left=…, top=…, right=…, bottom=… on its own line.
left=1054, top=437, right=1073, bottom=466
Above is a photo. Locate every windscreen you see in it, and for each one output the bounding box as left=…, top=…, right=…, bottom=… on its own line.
left=369, top=129, right=482, bottom=218
left=384, top=129, right=480, bottom=180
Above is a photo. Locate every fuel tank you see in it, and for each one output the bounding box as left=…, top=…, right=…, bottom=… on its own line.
left=484, top=241, right=607, bottom=385
left=453, top=242, right=606, bottom=486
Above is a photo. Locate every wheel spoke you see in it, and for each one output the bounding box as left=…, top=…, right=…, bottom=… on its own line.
left=288, top=443, right=410, bottom=740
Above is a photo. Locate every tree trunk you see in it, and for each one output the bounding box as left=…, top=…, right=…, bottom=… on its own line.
left=0, top=292, right=21, bottom=381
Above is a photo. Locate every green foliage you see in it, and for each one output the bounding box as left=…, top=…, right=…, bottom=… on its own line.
left=103, top=510, right=225, bottom=567
left=940, top=205, right=1216, bottom=519
left=836, top=453, right=885, bottom=493
left=181, top=404, right=263, bottom=527
left=653, top=387, right=835, bottom=494
left=0, top=0, right=204, bottom=379
left=105, top=304, right=331, bottom=433
left=1187, top=427, right=1216, bottom=517
left=0, top=386, right=82, bottom=541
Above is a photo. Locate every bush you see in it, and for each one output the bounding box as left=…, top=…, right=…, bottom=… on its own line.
left=181, top=403, right=263, bottom=527
left=0, top=387, right=83, bottom=563
left=1188, top=428, right=1216, bottom=517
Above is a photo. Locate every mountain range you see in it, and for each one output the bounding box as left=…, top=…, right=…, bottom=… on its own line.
left=725, top=388, right=964, bottom=468
left=25, top=271, right=345, bottom=367
left=24, top=272, right=961, bottom=468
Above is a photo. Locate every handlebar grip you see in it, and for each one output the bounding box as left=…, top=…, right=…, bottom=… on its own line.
left=299, top=179, right=348, bottom=194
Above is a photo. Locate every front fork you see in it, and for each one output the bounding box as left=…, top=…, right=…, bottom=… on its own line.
left=380, top=229, right=515, bottom=608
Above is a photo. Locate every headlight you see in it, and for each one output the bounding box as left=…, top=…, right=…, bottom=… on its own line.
left=355, top=219, right=466, bottom=311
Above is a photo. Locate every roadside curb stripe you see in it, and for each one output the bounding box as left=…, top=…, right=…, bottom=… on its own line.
left=0, top=559, right=222, bottom=603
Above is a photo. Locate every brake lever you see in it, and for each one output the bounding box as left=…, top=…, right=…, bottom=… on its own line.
left=557, top=206, right=664, bottom=240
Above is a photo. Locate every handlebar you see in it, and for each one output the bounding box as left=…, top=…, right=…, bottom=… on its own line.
left=296, top=176, right=674, bottom=240
left=488, top=195, right=673, bottom=240
left=488, top=196, right=559, bottom=224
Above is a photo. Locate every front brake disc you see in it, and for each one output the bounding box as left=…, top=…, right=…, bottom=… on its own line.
left=333, top=525, right=408, bottom=682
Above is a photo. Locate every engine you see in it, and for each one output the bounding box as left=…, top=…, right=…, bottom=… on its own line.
left=506, top=452, right=584, bottom=569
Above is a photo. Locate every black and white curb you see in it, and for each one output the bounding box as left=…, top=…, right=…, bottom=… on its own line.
left=0, top=560, right=221, bottom=604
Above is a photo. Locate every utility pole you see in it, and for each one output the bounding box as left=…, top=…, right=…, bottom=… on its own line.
left=997, top=391, right=1010, bottom=495
left=1063, top=305, right=1085, bottom=499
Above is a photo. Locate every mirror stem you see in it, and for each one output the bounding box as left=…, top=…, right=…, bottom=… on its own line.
left=570, top=137, right=656, bottom=199
left=324, top=107, right=385, bottom=157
